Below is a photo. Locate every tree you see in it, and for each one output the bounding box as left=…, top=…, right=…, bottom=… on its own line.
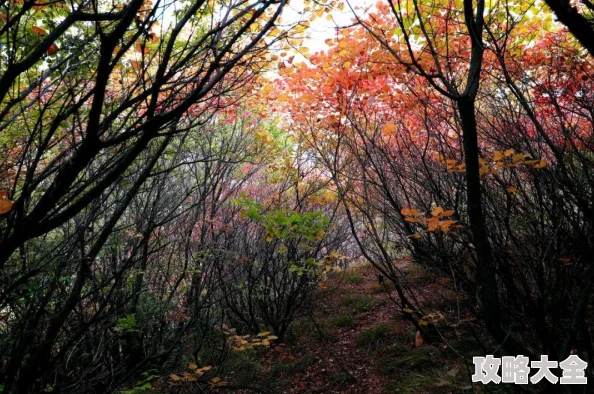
left=0, top=0, right=294, bottom=390
left=543, top=0, right=594, bottom=56
left=276, top=0, right=594, bottom=387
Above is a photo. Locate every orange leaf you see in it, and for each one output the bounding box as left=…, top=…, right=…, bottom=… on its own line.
left=32, top=26, right=46, bottom=35
left=415, top=330, right=423, bottom=347
left=47, top=43, right=59, bottom=55
left=381, top=122, right=397, bottom=136
left=431, top=207, right=443, bottom=217
left=0, top=200, right=14, bottom=214
left=401, top=208, right=420, bottom=217
left=506, top=186, right=518, bottom=193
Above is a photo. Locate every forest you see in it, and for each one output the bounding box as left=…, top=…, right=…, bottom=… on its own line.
left=1, top=0, right=594, bottom=392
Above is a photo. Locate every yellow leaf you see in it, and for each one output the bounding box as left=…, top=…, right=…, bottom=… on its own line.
left=522, top=159, right=539, bottom=165
left=257, top=331, right=271, bottom=337
left=418, top=319, right=428, bottom=326
left=493, top=151, right=504, bottom=161
left=533, top=159, right=547, bottom=169
left=431, top=207, right=443, bottom=217
left=0, top=200, right=13, bottom=214
left=211, top=377, right=222, bottom=384
left=339, top=49, right=348, bottom=56
left=170, top=374, right=181, bottom=381
left=343, top=61, right=351, bottom=68
left=504, top=149, right=515, bottom=156
left=402, top=308, right=414, bottom=314
left=512, top=153, right=525, bottom=163
left=188, top=362, right=198, bottom=370
left=338, top=39, right=349, bottom=48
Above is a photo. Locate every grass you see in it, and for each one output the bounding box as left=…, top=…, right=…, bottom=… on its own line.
left=376, top=346, right=446, bottom=394
left=356, top=322, right=393, bottom=349
left=287, top=317, right=336, bottom=344
left=376, top=346, right=436, bottom=375
left=342, top=294, right=374, bottom=312
left=341, top=272, right=365, bottom=285
left=328, top=370, right=358, bottom=385
left=227, top=355, right=263, bottom=387
left=332, top=313, right=356, bottom=328
left=269, top=354, right=318, bottom=377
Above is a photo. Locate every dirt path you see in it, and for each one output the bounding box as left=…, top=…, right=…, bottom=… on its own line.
left=241, top=263, right=472, bottom=393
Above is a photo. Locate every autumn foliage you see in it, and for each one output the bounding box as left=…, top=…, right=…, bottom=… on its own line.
left=2, top=0, right=594, bottom=392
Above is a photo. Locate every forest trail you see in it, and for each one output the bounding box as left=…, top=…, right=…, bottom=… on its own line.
left=225, top=263, right=473, bottom=393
